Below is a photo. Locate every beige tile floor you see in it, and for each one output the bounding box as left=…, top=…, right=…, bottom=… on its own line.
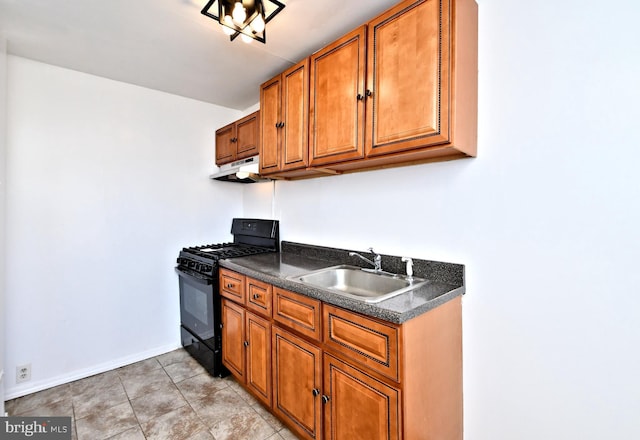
left=5, top=348, right=298, bottom=440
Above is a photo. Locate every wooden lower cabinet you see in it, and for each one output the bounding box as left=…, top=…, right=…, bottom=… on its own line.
left=323, top=354, right=400, bottom=440
left=272, top=327, right=323, bottom=440
left=221, top=270, right=462, bottom=440
left=245, top=312, right=272, bottom=406
left=221, top=299, right=245, bottom=379
left=221, top=298, right=272, bottom=407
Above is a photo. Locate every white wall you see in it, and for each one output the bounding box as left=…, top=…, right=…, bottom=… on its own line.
left=244, top=0, right=640, bottom=438
left=0, top=32, right=8, bottom=414
left=4, top=56, right=244, bottom=398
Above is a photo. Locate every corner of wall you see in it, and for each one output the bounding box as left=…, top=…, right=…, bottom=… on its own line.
left=0, top=31, right=8, bottom=414
left=241, top=101, right=260, bottom=116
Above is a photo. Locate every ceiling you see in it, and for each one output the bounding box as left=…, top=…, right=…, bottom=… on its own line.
left=0, top=0, right=399, bottom=110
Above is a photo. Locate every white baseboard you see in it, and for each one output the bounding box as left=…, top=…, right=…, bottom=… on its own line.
left=3, top=342, right=182, bottom=400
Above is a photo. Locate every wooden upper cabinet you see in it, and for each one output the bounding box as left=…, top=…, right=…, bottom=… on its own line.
left=281, top=60, right=310, bottom=171
left=260, top=59, right=310, bottom=175
left=365, top=0, right=478, bottom=159
left=365, top=0, right=447, bottom=155
left=260, top=76, right=281, bottom=173
left=257, top=0, right=477, bottom=177
left=309, top=26, right=367, bottom=167
left=236, top=111, right=260, bottom=160
left=215, top=110, right=260, bottom=166
left=215, top=123, right=236, bottom=165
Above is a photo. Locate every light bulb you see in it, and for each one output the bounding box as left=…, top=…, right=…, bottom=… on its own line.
left=222, top=16, right=235, bottom=35
left=235, top=171, right=250, bottom=179
left=250, top=15, right=265, bottom=33
left=232, top=2, right=247, bottom=25
left=240, top=33, right=253, bottom=44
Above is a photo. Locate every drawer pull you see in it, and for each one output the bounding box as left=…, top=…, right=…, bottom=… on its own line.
left=253, top=293, right=260, bottom=299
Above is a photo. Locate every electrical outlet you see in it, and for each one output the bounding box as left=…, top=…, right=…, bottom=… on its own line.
left=16, top=364, right=31, bottom=383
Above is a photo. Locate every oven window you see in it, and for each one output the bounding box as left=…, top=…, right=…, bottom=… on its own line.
left=183, top=283, right=209, bottom=326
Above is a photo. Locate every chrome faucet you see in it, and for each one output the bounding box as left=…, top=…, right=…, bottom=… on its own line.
left=349, top=247, right=382, bottom=272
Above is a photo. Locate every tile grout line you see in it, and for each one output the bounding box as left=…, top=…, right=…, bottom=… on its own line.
left=119, top=370, right=147, bottom=440
left=170, top=361, right=222, bottom=440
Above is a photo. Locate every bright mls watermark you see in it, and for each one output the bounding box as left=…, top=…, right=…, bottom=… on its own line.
left=1, top=417, right=71, bottom=439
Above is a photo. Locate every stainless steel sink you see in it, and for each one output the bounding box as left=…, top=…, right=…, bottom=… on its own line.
left=289, top=265, right=426, bottom=303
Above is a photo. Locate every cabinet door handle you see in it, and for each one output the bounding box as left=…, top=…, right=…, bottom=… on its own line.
left=366, top=89, right=372, bottom=97
left=356, top=93, right=364, bottom=101
left=280, top=122, right=285, bottom=128
left=275, top=122, right=279, bottom=128
left=226, top=283, right=233, bottom=288
left=312, top=388, right=320, bottom=397
left=322, top=395, right=330, bottom=404
left=243, top=341, right=249, bottom=347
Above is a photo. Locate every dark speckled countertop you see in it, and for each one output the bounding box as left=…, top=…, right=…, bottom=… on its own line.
left=219, top=241, right=465, bottom=324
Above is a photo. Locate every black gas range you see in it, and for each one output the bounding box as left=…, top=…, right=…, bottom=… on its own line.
left=176, top=218, right=279, bottom=376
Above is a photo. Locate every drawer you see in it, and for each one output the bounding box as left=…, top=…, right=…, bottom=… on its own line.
left=323, top=304, right=399, bottom=382
left=220, top=269, right=245, bottom=303
left=246, top=277, right=273, bottom=318
left=273, top=287, right=322, bottom=341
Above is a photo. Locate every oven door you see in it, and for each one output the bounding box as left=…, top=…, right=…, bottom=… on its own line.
left=176, top=267, right=216, bottom=348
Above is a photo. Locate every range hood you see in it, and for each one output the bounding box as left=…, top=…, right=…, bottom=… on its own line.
left=209, top=156, right=270, bottom=183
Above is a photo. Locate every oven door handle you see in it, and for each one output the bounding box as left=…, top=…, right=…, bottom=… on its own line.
left=175, top=267, right=213, bottom=286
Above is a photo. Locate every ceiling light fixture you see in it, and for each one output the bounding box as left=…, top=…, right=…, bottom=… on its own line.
left=201, top=0, right=285, bottom=44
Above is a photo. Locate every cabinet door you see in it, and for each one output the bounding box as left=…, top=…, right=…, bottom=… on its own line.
left=273, top=327, right=322, bottom=440
left=324, top=354, right=400, bottom=440
left=281, top=59, right=309, bottom=171
left=215, top=123, right=236, bottom=165
left=221, top=299, right=245, bottom=379
left=246, top=312, right=271, bottom=407
left=260, top=76, right=281, bottom=174
left=309, top=26, right=366, bottom=166
left=365, top=0, right=450, bottom=157
left=236, top=111, right=260, bottom=159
